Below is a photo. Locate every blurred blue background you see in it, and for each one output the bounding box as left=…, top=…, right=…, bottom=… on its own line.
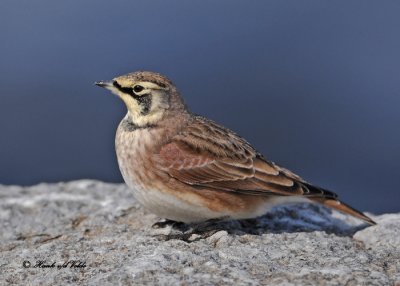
left=0, top=1, right=399, bottom=213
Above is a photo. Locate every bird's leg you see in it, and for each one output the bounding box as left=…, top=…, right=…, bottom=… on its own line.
left=152, top=218, right=229, bottom=242
left=151, top=219, right=192, bottom=241
left=151, top=218, right=186, bottom=230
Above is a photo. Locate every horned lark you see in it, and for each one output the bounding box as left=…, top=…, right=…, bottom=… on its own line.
left=95, top=71, right=375, bottom=226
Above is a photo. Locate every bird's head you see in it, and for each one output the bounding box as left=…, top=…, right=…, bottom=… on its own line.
left=95, top=71, right=185, bottom=127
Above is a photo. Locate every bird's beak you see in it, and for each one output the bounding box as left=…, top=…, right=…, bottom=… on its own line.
left=94, top=80, right=113, bottom=88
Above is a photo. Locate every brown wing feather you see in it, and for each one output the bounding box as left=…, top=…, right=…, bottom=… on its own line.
left=156, top=116, right=332, bottom=198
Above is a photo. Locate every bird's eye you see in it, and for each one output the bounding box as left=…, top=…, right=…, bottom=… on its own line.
left=133, top=85, right=144, bottom=93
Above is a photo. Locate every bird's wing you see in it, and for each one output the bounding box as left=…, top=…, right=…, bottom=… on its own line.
left=154, top=116, right=336, bottom=199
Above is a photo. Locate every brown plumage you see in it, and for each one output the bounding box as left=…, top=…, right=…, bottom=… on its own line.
left=95, top=71, right=376, bottom=225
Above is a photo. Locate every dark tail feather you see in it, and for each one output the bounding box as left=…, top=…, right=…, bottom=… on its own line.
left=312, top=197, right=376, bottom=225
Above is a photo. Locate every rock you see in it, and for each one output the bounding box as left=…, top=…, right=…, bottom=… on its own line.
left=0, top=180, right=399, bottom=285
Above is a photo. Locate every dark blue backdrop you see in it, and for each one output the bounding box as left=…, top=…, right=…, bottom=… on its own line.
left=1, top=1, right=399, bottom=213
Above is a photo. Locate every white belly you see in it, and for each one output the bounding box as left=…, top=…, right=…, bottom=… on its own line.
left=126, top=182, right=224, bottom=223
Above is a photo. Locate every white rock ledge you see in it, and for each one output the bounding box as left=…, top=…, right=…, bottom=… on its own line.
left=0, top=180, right=399, bottom=285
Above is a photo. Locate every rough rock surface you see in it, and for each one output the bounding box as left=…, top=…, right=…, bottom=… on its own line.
left=0, top=180, right=399, bottom=285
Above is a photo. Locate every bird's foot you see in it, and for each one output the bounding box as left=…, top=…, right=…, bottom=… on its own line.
left=152, top=218, right=229, bottom=242
left=151, top=219, right=187, bottom=230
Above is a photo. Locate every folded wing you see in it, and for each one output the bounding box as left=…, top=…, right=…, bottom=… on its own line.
left=155, top=116, right=336, bottom=199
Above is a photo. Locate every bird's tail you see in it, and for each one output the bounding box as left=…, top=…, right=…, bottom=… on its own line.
left=311, top=197, right=376, bottom=225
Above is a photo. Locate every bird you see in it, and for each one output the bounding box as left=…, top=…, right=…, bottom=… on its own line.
left=95, top=71, right=376, bottom=226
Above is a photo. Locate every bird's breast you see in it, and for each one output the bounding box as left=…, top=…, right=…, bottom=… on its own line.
left=118, top=125, right=158, bottom=178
